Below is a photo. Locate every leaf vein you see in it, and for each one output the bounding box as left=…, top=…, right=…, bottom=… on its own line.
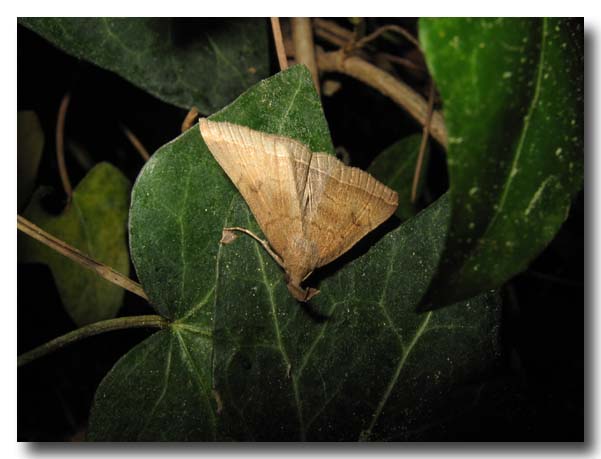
left=178, top=172, right=193, bottom=307
left=136, top=334, right=173, bottom=439
left=296, top=301, right=342, bottom=377
left=174, top=329, right=217, bottom=440
left=363, top=311, right=432, bottom=439
left=249, top=211, right=306, bottom=440
left=491, top=18, right=548, bottom=223
left=377, top=242, right=405, bottom=348
left=277, top=77, right=303, bottom=134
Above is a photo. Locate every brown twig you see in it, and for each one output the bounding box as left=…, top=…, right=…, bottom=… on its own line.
left=411, top=82, right=436, bottom=203
left=291, top=18, right=320, bottom=94
left=66, top=139, right=95, bottom=171
left=348, top=17, right=366, bottom=48
left=317, top=49, right=447, bottom=148
left=313, top=18, right=353, bottom=47
left=314, top=20, right=425, bottom=81
left=181, top=106, right=199, bottom=133
left=378, top=52, right=426, bottom=73
left=355, top=24, right=421, bottom=51
left=56, top=92, right=73, bottom=202
left=121, top=124, right=150, bottom=162
left=270, top=17, right=288, bottom=71
left=17, top=215, right=148, bottom=300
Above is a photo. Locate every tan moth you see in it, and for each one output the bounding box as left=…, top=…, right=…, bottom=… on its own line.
left=199, top=119, right=398, bottom=301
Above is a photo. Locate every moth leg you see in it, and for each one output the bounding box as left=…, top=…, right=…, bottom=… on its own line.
left=286, top=281, right=320, bottom=302
left=222, top=226, right=285, bottom=269
left=301, top=270, right=313, bottom=282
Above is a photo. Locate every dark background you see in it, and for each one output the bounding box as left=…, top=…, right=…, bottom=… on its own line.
left=17, top=20, right=584, bottom=441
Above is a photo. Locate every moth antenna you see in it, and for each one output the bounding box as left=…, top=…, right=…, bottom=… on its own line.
left=222, top=226, right=285, bottom=269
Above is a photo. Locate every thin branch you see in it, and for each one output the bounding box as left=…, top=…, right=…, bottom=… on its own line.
left=121, top=124, right=150, bottom=162
left=66, top=139, right=94, bottom=171
left=17, top=215, right=148, bottom=301
left=316, top=49, right=447, bottom=148
left=346, top=17, right=366, bottom=52
left=314, top=20, right=426, bottom=83
left=314, top=20, right=420, bottom=53
left=18, top=315, right=168, bottom=367
left=56, top=92, right=73, bottom=202
left=350, top=17, right=366, bottom=42
left=181, top=106, right=199, bottom=133
left=355, top=24, right=421, bottom=51
left=270, top=17, right=288, bottom=71
left=313, top=18, right=353, bottom=47
left=291, top=18, right=320, bottom=94
left=411, top=82, right=436, bottom=203
left=378, top=52, right=426, bottom=73
left=314, top=27, right=348, bottom=49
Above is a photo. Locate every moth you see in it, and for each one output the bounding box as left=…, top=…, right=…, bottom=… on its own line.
left=199, top=119, right=398, bottom=301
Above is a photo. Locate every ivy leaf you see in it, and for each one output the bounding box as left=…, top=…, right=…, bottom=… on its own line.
left=211, top=194, right=500, bottom=441
left=19, top=18, right=269, bottom=114
left=19, top=163, right=131, bottom=325
left=419, top=18, right=584, bottom=306
left=89, top=65, right=334, bottom=440
left=368, top=134, right=429, bottom=221
left=88, top=66, right=500, bottom=441
left=17, top=111, right=44, bottom=211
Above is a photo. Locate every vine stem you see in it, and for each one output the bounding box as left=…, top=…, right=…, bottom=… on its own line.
left=56, top=92, right=73, bottom=202
left=18, top=315, right=168, bottom=367
left=181, top=106, right=200, bottom=133
left=313, top=19, right=422, bottom=73
left=411, top=81, right=436, bottom=203
left=291, top=18, right=320, bottom=94
left=354, top=24, right=421, bottom=51
left=313, top=18, right=352, bottom=48
left=17, top=215, right=148, bottom=300
left=316, top=49, right=448, bottom=148
left=121, top=124, right=150, bottom=162
left=270, top=17, right=288, bottom=71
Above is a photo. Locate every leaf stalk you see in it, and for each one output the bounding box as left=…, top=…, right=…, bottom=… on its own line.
left=18, top=315, right=168, bottom=367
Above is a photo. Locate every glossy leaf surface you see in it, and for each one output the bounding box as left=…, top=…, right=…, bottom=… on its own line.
left=19, top=18, right=269, bottom=113
left=419, top=18, right=584, bottom=305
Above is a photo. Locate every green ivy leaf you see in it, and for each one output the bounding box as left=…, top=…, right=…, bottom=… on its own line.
left=17, top=111, right=44, bottom=211
left=419, top=18, right=584, bottom=306
left=19, top=18, right=269, bottom=114
left=19, top=163, right=131, bottom=325
left=368, top=134, right=429, bottom=221
left=88, top=66, right=500, bottom=441
left=211, top=194, right=500, bottom=441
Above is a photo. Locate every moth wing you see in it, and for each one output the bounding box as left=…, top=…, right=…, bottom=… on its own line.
left=304, top=153, right=398, bottom=268
left=199, top=119, right=311, bottom=257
